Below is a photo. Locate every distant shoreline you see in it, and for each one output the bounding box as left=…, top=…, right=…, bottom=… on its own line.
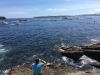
left=34, top=14, right=100, bottom=18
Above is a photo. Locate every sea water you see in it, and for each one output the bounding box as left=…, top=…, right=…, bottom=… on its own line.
left=0, top=16, right=100, bottom=71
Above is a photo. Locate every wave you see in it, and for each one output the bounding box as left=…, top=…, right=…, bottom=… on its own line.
left=0, top=68, right=11, bottom=75
left=84, top=37, right=100, bottom=46
left=62, top=55, right=99, bottom=71
left=0, top=44, right=4, bottom=48
left=0, top=44, right=9, bottom=54
left=91, top=38, right=99, bottom=44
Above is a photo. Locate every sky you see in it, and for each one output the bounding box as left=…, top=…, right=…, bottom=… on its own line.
left=1, top=0, right=100, bottom=18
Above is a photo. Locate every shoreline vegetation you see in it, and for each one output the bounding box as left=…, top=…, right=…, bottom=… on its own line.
left=5, top=43, right=100, bottom=75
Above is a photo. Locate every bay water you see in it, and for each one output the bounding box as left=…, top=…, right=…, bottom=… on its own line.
left=0, top=16, right=100, bottom=70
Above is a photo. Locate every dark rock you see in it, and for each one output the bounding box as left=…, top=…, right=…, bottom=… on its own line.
left=60, top=47, right=84, bottom=61
left=83, top=50, right=100, bottom=60
left=0, top=16, right=6, bottom=19
left=81, top=43, right=100, bottom=50
left=60, top=51, right=83, bottom=61
left=19, top=19, right=27, bottom=22
left=89, top=62, right=100, bottom=68
left=59, top=43, right=100, bottom=61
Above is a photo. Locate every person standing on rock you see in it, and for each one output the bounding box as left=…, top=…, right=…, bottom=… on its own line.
left=30, top=58, right=46, bottom=75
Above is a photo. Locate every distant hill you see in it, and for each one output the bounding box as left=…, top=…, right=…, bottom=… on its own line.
left=0, top=16, right=6, bottom=19
left=34, top=14, right=100, bottom=18
left=79, top=14, right=100, bottom=16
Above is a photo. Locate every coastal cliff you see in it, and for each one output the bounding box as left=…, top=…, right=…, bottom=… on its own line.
left=0, top=16, right=6, bottom=19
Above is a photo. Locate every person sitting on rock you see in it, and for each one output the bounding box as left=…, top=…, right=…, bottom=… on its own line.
left=30, top=58, right=46, bottom=75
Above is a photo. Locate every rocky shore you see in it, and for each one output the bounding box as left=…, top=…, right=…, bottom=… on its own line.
left=5, top=62, right=100, bottom=75
left=5, top=43, right=100, bottom=75
left=5, top=63, right=78, bottom=75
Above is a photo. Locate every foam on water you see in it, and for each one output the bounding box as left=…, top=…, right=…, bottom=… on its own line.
left=91, top=39, right=98, bottom=42
left=0, top=44, right=9, bottom=54
left=84, top=37, right=100, bottom=46
left=78, top=55, right=98, bottom=70
left=62, top=55, right=99, bottom=71
left=0, top=68, right=11, bottom=75
left=80, top=55, right=97, bottom=64
left=62, top=56, right=75, bottom=67
left=0, top=44, right=3, bottom=48
left=61, top=43, right=66, bottom=47
left=91, top=38, right=99, bottom=44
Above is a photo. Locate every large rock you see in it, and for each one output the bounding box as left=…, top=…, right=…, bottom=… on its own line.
left=59, top=43, right=100, bottom=61
left=81, top=43, right=100, bottom=50
left=0, top=16, right=6, bottom=19
left=81, top=43, right=100, bottom=60
left=60, top=46, right=84, bottom=60
left=83, top=50, right=100, bottom=60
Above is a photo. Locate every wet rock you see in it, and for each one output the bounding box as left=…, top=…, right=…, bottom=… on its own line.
left=81, top=43, right=100, bottom=60
left=59, top=43, right=100, bottom=61
left=83, top=50, right=100, bottom=60
left=89, top=62, right=100, bottom=68
left=81, top=43, right=100, bottom=50
left=60, top=46, right=84, bottom=61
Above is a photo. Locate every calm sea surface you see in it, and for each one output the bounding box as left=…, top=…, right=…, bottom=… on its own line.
left=0, top=16, right=100, bottom=69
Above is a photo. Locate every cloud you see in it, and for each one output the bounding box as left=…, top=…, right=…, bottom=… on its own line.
left=47, top=8, right=68, bottom=12
left=90, top=9, right=100, bottom=14
left=8, top=12, right=26, bottom=14
left=93, top=9, right=100, bottom=13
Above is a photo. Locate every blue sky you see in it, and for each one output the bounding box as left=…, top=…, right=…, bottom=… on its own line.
left=1, top=0, right=100, bottom=18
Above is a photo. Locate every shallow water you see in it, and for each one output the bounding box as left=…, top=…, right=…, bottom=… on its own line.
left=0, top=16, right=100, bottom=69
